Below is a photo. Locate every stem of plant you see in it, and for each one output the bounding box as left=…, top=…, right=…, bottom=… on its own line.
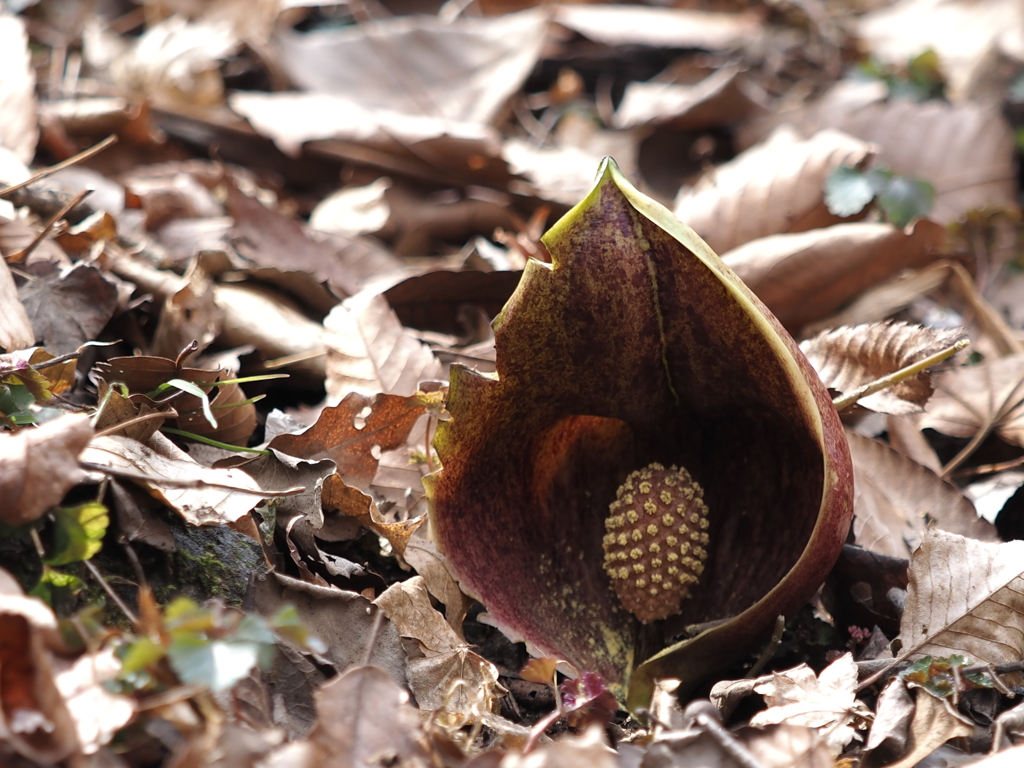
left=832, top=339, right=969, bottom=412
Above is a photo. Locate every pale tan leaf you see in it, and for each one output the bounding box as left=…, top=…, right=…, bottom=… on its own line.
left=899, top=529, right=1024, bottom=668
left=81, top=433, right=267, bottom=526
left=502, top=724, right=617, bottom=768
left=846, top=431, right=995, bottom=559
left=750, top=653, right=869, bottom=756
left=722, top=220, right=946, bottom=331
left=920, top=354, right=1024, bottom=448
left=879, top=688, right=973, bottom=768
left=553, top=5, right=761, bottom=49
left=0, top=15, right=38, bottom=164
left=0, top=414, right=93, bottom=526
left=52, top=649, right=134, bottom=755
left=886, top=415, right=941, bottom=474
left=0, top=256, right=34, bottom=352
left=864, top=677, right=914, bottom=754
left=970, top=744, right=1024, bottom=767
left=673, top=127, right=875, bottom=255
left=737, top=88, right=1016, bottom=223
left=374, top=576, right=462, bottom=656
left=801, top=322, right=966, bottom=415
left=324, top=291, right=442, bottom=403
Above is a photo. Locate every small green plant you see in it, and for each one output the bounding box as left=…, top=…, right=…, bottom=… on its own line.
left=900, top=655, right=994, bottom=698
left=858, top=49, right=946, bottom=102
left=825, top=164, right=935, bottom=227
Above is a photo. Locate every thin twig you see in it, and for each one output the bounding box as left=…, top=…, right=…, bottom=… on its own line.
left=83, top=559, right=139, bottom=628
left=8, top=188, right=91, bottom=263
left=694, top=713, right=767, bottom=768
left=833, top=339, right=970, bottom=412
left=79, top=461, right=304, bottom=496
left=0, top=135, right=118, bottom=198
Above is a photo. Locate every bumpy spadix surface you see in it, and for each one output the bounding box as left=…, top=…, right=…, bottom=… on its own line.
left=426, top=159, right=853, bottom=709
left=603, top=463, right=709, bottom=623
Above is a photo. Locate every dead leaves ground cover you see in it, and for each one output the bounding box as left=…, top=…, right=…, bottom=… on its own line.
left=1, top=0, right=1024, bottom=766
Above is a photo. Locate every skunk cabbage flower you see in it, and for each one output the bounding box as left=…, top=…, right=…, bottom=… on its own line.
left=425, top=160, right=854, bottom=711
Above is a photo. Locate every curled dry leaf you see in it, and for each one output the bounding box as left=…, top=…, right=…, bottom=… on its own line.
left=801, top=321, right=967, bottom=415
left=320, top=474, right=423, bottom=557
left=847, top=431, right=994, bottom=559
left=269, top=391, right=425, bottom=492
left=0, top=14, right=38, bottom=164
left=81, top=433, right=267, bottom=526
left=898, top=529, right=1024, bottom=671
left=673, top=127, right=874, bottom=255
left=750, top=653, right=870, bottom=756
left=324, top=291, right=443, bottom=403
left=721, top=220, right=946, bottom=332
left=0, top=413, right=93, bottom=526
left=0, top=257, right=33, bottom=352
left=920, top=354, right=1024, bottom=449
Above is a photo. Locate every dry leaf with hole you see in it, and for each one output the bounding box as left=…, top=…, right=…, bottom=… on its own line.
left=920, top=354, right=1024, bottom=449
left=0, top=414, right=93, bottom=526
left=324, top=291, right=442, bottom=403
left=269, top=391, right=425, bottom=492
left=750, top=653, right=870, bottom=756
left=801, top=322, right=966, bottom=415
left=898, top=529, right=1024, bottom=670
left=846, top=430, right=995, bottom=559
left=81, top=433, right=267, bottom=526
left=879, top=688, right=974, bottom=768
left=673, top=127, right=874, bottom=255
left=721, top=220, right=946, bottom=332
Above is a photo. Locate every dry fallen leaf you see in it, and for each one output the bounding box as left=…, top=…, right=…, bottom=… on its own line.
left=324, top=291, right=442, bottom=403
left=898, top=529, right=1024, bottom=669
left=801, top=322, right=966, bottom=415
left=52, top=649, right=134, bottom=756
left=269, top=391, right=425, bottom=492
left=721, top=220, right=946, bottom=332
left=847, top=431, right=995, bottom=559
left=864, top=677, right=914, bottom=757
left=879, top=687, right=974, bottom=768
left=0, top=14, right=38, bottom=164
left=0, top=414, right=93, bottom=526
left=0, top=247, right=33, bottom=352
left=673, top=127, right=874, bottom=255
left=920, top=354, right=1024, bottom=449
left=502, top=724, right=618, bottom=768
left=320, top=475, right=423, bottom=557
left=750, top=653, right=870, bottom=756
left=553, top=5, right=761, bottom=50
left=81, top=433, right=267, bottom=526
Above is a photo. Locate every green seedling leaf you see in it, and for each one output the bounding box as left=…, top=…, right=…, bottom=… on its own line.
left=825, top=166, right=876, bottom=217
left=877, top=175, right=935, bottom=228
left=120, top=636, right=167, bottom=675
left=43, top=503, right=109, bottom=566
left=165, top=378, right=218, bottom=428
left=160, top=427, right=270, bottom=455
left=30, top=566, right=84, bottom=605
left=0, top=381, right=39, bottom=424
left=167, top=633, right=263, bottom=693
left=270, top=604, right=327, bottom=653
left=901, top=654, right=994, bottom=698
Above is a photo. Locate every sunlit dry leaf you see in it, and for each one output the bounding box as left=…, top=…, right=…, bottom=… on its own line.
left=0, top=414, right=93, bottom=526
left=722, top=219, right=946, bottom=331
left=971, top=744, right=1024, bottom=766
left=920, top=354, right=1024, bottom=448
left=502, top=724, right=617, bottom=768
left=403, top=535, right=471, bottom=632
left=0, top=257, right=33, bottom=352
left=864, top=677, right=914, bottom=756
left=309, top=179, right=391, bottom=239
left=554, top=5, right=761, bottom=49
left=614, top=66, right=767, bottom=131
left=673, top=127, right=875, bottom=255
left=858, top=0, right=1024, bottom=100
left=801, top=322, right=966, bottom=415
left=964, top=471, right=1024, bottom=524
left=324, top=295, right=442, bottom=402
left=750, top=653, right=869, bottom=755
left=738, top=88, right=1016, bottom=223
left=274, top=9, right=547, bottom=127
left=81, top=433, right=267, bottom=526
left=149, top=269, right=222, bottom=360
left=503, top=139, right=617, bottom=206
left=52, top=649, right=133, bottom=756
left=0, top=569, right=78, bottom=764
left=270, top=391, right=425, bottom=492
left=374, top=577, right=498, bottom=718
left=847, top=431, right=994, bottom=559
left=0, top=15, right=39, bottom=164
left=898, top=529, right=1024, bottom=670
left=880, top=688, right=974, bottom=768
